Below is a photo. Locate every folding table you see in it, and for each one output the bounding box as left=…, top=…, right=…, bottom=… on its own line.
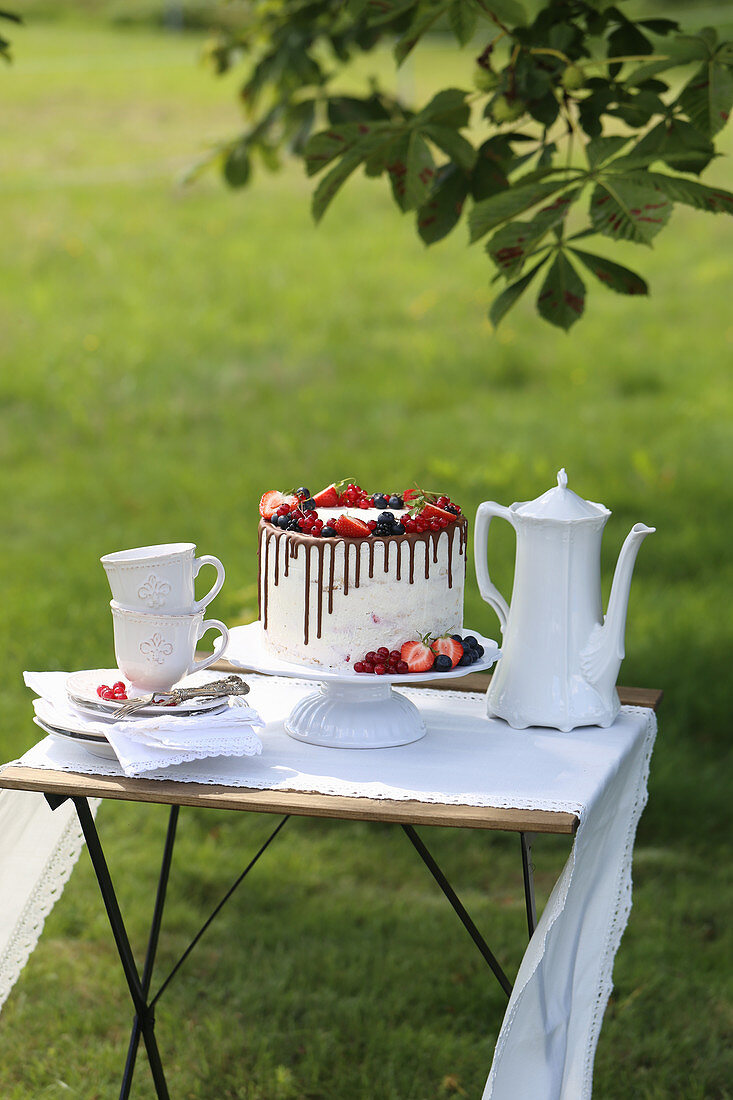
left=0, top=672, right=661, bottom=1099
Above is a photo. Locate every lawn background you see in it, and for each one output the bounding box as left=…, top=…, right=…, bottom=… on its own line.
left=1, top=9, right=732, bottom=1099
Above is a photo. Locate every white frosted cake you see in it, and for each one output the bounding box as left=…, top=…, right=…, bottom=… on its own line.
left=258, top=481, right=467, bottom=669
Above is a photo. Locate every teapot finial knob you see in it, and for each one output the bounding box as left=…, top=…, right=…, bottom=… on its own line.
left=557, top=468, right=568, bottom=489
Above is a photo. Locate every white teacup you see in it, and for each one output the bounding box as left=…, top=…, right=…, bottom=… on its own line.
left=101, top=543, right=225, bottom=613
left=110, top=601, right=229, bottom=692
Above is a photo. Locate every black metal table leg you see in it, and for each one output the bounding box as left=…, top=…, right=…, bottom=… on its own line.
left=520, top=832, right=538, bottom=939
left=151, top=814, right=289, bottom=1008
left=73, top=797, right=171, bottom=1100
left=402, top=824, right=513, bottom=998
left=120, top=805, right=179, bottom=1100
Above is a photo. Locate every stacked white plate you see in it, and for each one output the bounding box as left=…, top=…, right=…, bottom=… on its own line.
left=33, top=669, right=232, bottom=759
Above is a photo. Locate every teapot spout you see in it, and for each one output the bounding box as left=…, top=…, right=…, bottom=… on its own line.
left=581, top=523, right=655, bottom=695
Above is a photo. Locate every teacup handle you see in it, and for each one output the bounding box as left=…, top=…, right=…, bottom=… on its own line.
left=193, top=555, right=226, bottom=612
left=474, top=501, right=516, bottom=635
left=190, top=618, right=229, bottom=675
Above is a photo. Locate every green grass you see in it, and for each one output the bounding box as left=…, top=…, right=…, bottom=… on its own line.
left=1, top=19, right=732, bottom=1099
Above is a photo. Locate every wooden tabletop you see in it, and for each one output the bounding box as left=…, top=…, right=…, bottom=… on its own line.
left=0, top=677, right=661, bottom=838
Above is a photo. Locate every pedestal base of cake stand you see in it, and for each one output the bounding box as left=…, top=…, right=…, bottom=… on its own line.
left=223, top=622, right=501, bottom=750
left=284, top=680, right=426, bottom=749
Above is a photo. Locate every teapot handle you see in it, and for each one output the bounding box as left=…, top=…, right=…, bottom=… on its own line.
left=474, top=501, right=516, bottom=634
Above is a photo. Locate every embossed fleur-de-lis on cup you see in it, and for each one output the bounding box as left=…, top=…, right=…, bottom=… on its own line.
left=111, top=603, right=229, bottom=692
left=137, top=575, right=172, bottom=610
left=139, top=632, right=174, bottom=664
left=101, top=543, right=225, bottom=614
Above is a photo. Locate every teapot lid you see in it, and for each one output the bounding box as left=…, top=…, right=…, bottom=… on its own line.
left=514, top=469, right=610, bottom=521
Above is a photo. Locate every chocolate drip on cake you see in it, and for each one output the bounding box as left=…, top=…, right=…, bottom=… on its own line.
left=328, top=542, right=335, bottom=614
left=258, top=516, right=467, bottom=647
left=315, top=540, right=325, bottom=639
left=303, top=542, right=311, bottom=644
left=447, top=522, right=454, bottom=588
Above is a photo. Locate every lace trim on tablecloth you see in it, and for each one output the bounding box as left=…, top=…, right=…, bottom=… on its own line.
left=0, top=790, right=98, bottom=1012
left=484, top=705, right=657, bottom=1100
left=580, top=706, right=656, bottom=1095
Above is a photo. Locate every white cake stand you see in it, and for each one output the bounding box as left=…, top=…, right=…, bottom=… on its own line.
left=223, top=622, right=501, bottom=749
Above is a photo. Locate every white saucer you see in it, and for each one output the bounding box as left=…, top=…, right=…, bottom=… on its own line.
left=66, top=669, right=235, bottom=718
left=223, top=622, right=500, bottom=749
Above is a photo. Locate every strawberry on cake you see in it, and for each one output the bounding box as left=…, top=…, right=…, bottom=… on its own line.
left=258, top=479, right=472, bottom=671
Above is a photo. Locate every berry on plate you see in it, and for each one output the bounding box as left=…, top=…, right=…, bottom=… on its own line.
left=400, top=636, right=435, bottom=673
left=98, top=681, right=128, bottom=700
left=334, top=515, right=371, bottom=538
left=430, top=635, right=463, bottom=669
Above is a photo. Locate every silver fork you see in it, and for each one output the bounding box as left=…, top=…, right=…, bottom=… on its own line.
left=112, top=675, right=250, bottom=719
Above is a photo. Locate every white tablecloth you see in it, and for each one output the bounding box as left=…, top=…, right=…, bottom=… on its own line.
left=0, top=674, right=656, bottom=1099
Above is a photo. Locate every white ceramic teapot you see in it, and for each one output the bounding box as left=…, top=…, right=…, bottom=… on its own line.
left=474, top=470, right=654, bottom=732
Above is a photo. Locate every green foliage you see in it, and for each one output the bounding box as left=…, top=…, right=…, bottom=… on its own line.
left=202, top=0, right=733, bottom=331
left=0, top=8, right=22, bottom=62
